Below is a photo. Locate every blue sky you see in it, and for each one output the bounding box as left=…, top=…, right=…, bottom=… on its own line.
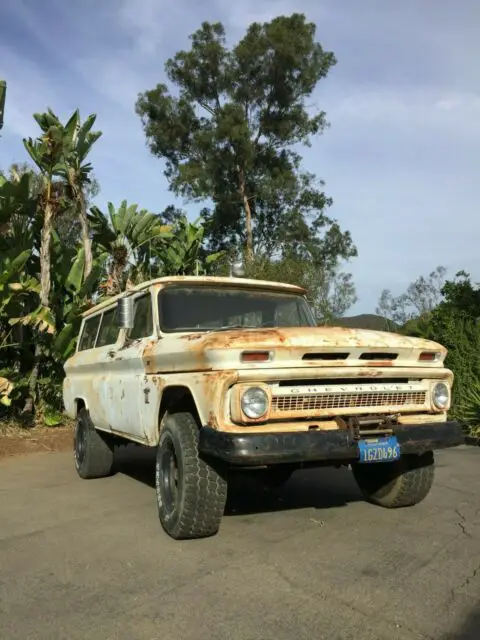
left=1, top=0, right=479, bottom=315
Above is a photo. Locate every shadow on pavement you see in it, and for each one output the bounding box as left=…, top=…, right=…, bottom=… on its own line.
left=114, top=444, right=156, bottom=486
left=225, top=466, right=362, bottom=515
left=444, top=607, right=480, bottom=640
left=114, top=444, right=362, bottom=516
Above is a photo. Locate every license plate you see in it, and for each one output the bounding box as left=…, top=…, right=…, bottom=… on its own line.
left=358, top=436, right=400, bottom=464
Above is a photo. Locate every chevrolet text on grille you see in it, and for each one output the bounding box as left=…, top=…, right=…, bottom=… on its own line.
left=279, top=383, right=422, bottom=395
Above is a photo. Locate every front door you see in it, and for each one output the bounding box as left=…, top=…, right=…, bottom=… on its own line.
left=99, top=291, right=156, bottom=441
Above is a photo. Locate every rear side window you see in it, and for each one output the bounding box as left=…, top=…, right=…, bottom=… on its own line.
left=129, top=294, right=153, bottom=340
left=78, top=315, right=101, bottom=351
left=96, top=308, right=119, bottom=347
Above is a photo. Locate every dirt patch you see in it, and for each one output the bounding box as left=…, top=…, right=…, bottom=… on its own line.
left=0, top=424, right=73, bottom=460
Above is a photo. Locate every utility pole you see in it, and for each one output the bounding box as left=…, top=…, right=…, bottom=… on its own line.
left=0, top=80, right=6, bottom=131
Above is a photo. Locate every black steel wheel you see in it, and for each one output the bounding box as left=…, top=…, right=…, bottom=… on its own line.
left=156, top=412, right=228, bottom=540
left=158, top=434, right=180, bottom=518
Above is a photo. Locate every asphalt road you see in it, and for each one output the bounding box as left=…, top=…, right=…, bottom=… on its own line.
left=1, top=443, right=479, bottom=640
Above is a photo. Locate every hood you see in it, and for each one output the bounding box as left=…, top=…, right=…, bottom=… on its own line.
left=139, top=326, right=448, bottom=374
left=180, top=326, right=445, bottom=352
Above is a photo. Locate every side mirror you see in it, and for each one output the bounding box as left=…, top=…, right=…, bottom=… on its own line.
left=117, top=296, right=134, bottom=329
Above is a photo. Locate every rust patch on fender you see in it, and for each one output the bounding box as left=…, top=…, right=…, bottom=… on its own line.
left=208, top=411, right=219, bottom=429
left=198, top=370, right=239, bottom=429
left=142, top=338, right=161, bottom=374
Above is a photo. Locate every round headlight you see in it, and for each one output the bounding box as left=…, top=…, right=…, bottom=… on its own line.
left=241, top=387, right=269, bottom=419
left=432, top=382, right=449, bottom=410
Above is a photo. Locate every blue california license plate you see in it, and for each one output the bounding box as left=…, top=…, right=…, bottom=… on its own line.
left=358, top=435, right=401, bottom=464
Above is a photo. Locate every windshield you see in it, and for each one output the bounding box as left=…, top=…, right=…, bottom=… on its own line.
left=158, top=286, right=316, bottom=332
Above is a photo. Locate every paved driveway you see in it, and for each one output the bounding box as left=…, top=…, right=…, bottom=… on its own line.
left=0, top=444, right=479, bottom=640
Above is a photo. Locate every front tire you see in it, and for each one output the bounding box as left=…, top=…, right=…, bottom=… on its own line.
left=156, top=412, right=228, bottom=540
left=74, top=409, right=115, bottom=479
left=352, top=451, right=435, bottom=508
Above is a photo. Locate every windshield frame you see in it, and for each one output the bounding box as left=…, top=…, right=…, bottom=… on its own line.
left=157, top=284, right=317, bottom=334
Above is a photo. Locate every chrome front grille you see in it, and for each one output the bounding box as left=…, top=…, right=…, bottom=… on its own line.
left=272, top=391, right=427, bottom=413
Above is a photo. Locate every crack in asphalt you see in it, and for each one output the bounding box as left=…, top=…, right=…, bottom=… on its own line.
left=446, top=559, right=480, bottom=612
left=455, top=508, right=473, bottom=538
left=459, top=563, right=480, bottom=591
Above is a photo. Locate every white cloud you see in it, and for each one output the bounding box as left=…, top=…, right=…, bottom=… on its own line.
left=117, top=0, right=177, bottom=54
left=73, top=56, right=148, bottom=113
left=0, top=46, right=66, bottom=139
left=327, top=88, right=480, bottom=138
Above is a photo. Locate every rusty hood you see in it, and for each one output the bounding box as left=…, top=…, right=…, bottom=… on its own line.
left=181, top=326, right=444, bottom=352
left=144, top=326, right=448, bottom=374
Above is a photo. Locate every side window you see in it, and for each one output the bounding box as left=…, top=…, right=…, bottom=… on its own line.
left=129, top=294, right=153, bottom=340
left=96, top=307, right=119, bottom=348
left=78, top=315, right=101, bottom=351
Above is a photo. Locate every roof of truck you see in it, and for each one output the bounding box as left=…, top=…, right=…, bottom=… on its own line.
left=82, top=275, right=307, bottom=318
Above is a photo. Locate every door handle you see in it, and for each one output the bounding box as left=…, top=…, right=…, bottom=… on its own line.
left=107, top=350, right=116, bottom=358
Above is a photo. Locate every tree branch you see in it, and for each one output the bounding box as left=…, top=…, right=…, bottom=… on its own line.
left=199, top=101, right=217, bottom=117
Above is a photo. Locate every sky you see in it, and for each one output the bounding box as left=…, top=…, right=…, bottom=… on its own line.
left=1, top=0, right=479, bottom=315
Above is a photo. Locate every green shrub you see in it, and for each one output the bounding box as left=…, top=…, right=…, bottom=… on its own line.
left=403, top=306, right=480, bottom=431
left=458, top=381, right=480, bottom=436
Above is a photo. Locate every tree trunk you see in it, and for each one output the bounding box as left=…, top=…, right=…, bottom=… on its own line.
left=237, top=166, right=253, bottom=261
left=78, top=188, right=92, bottom=279
left=39, top=199, right=53, bottom=307
left=23, top=185, right=54, bottom=416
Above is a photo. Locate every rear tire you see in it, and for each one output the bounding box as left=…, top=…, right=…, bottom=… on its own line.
left=352, top=451, right=435, bottom=508
left=156, top=412, right=228, bottom=540
left=74, top=408, right=115, bottom=479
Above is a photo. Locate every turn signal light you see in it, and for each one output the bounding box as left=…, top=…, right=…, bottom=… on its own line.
left=241, top=351, right=271, bottom=362
left=419, top=351, right=441, bottom=362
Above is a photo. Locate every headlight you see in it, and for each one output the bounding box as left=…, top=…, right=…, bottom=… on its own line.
left=432, top=382, right=449, bottom=410
left=241, top=387, right=269, bottom=419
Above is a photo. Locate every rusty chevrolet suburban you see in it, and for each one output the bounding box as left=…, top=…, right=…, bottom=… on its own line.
left=63, top=275, right=464, bottom=540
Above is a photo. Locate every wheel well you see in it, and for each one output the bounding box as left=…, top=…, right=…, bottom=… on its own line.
left=158, top=386, right=200, bottom=428
left=74, top=398, right=86, bottom=415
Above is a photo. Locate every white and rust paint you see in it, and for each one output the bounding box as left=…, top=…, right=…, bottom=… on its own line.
left=63, top=276, right=453, bottom=446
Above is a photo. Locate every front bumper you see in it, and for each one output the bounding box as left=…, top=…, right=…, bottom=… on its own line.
left=198, top=421, right=465, bottom=466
